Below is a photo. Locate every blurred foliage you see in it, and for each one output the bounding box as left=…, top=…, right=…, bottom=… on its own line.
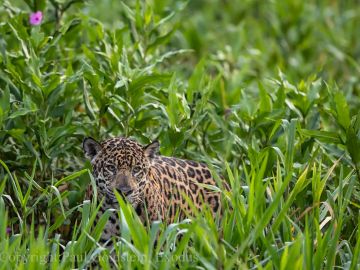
left=0, top=0, right=360, bottom=269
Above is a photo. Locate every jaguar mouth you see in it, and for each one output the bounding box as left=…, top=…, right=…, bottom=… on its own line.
left=116, top=188, right=133, bottom=197
left=123, top=190, right=133, bottom=196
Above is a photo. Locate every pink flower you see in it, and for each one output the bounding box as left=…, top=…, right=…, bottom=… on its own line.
left=29, top=11, right=43, bottom=26
left=6, top=227, right=11, bottom=234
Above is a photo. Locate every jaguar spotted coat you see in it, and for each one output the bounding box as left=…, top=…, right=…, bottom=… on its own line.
left=83, top=136, right=223, bottom=244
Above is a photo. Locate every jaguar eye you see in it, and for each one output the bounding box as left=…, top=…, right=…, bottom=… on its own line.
left=132, top=166, right=141, bottom=175
left=107, top=165, right=117, bottom=174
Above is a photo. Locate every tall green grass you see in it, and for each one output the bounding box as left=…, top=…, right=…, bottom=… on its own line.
left=0, top=0, right=360, bottom=269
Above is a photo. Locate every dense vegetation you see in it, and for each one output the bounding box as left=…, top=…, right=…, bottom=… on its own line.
left=1, top=0, right=360, bottom=269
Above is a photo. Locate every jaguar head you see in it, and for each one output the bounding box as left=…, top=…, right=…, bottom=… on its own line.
left=83, top=136, right=159, bottom=206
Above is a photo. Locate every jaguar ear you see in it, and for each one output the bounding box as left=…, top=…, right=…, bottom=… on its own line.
left=83, top=137, right=102, bottom=160
left=144, top=140, right=159, bottom=158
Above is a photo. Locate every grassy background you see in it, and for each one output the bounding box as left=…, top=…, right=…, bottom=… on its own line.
left=1, top=0, right=360, bottom=269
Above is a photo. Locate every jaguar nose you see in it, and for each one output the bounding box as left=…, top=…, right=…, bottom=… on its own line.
left=116, top=186, right=133, bottom=196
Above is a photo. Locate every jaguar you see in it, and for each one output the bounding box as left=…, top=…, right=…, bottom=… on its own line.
left=83, top=136, right=224, bottom=244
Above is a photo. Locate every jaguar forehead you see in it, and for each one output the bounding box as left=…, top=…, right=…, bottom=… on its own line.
left=102, top=138, right=143, bottom=154
left=101, top=137, right=142, bottom=150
